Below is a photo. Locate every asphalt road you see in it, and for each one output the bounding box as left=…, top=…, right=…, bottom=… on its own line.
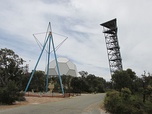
left=0, top=93, right=106, bottom=114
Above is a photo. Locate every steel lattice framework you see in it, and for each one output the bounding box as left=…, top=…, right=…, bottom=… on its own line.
left=100, top=19, right=123, bottom=75
left=24, top=22, right=64, bottom=95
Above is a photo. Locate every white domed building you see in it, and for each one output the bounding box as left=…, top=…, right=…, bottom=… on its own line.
left=46, top=57, right=78, bottom=77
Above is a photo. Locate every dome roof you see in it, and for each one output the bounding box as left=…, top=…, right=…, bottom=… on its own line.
left=46, top=57, right=77, bottom=77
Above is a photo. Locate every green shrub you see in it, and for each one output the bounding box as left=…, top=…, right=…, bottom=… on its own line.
left=104, top=90, right=121, bottom=113
left=144, top=101, right=152, bottom=114
left=104, top=88, right=145, bottom=114
left=121, top=87, right=131, bottom=100
left=0, top=81, right=25, bottom=104
left=17, top=92, right=25, bottom=101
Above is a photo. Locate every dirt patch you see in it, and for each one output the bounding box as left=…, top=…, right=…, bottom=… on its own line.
left=99, top=102, right=110, bottom=114
left=0, top=96, right=64, bottom=110
left=25, top=96, right=64, bottom=104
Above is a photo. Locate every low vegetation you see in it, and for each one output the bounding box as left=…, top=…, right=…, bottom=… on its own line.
left=104, top=69, right=152, bottom=114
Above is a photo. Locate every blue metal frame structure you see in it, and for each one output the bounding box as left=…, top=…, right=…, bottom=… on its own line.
left=24, top=23, right=64, bottom=95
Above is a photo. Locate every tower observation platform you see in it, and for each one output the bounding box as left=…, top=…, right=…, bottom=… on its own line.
left=100, top=19, right=123, bottom=76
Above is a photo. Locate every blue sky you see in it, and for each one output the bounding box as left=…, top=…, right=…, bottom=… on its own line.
left=0, top=0, right=152, bottom=81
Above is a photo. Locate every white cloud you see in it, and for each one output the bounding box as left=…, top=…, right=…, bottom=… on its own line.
left=0, top=0, right=152, bottom=81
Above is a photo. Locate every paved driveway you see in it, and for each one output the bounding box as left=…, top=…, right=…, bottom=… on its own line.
left=0, top=93, right=107, bottom=114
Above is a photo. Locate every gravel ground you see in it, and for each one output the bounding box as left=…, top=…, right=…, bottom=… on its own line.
left=0, top=96, right=64, bottom=110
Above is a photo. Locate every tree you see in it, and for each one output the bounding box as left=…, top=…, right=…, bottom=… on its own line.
left=111, top=69, right=137, bottom=91
left=0, top=48, right=25, bottom=104
left=61, top=75, right=73, bottom=93
left=132, top=77, right=143, bottom=93
left=126, top=68, right=136, bottom=80
left=70, top=77, right=82, bottom=93
left=105, top=81, right=113, bottom=90
left=142, top=72, right=152, bottom=102
left=85, top=74, right=106, bottom=93
left=28, top=70, right=45, bottom=92
left=0, top=48, right=24, bottom=88
left=79, top=71, right=88, bottom=78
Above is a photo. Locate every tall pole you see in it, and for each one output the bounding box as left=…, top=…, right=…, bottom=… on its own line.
left=24, top=34, right=50, bottom=93
left=51, top=34, right=64, bottom=95
left=46, top=32, right=52, bottom=92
